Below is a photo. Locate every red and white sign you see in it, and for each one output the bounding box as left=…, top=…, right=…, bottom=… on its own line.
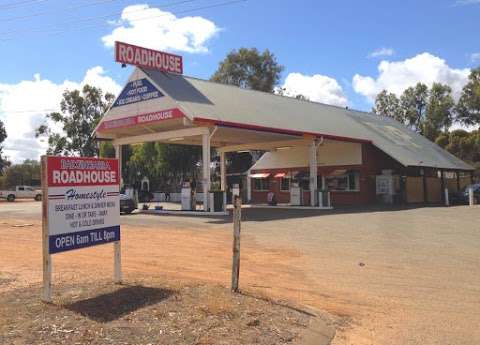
left=44, top=156, right=120, bottom=254
left=115, top=41, right=183, bottom=74
left=97, top=108, right=185, bottom=131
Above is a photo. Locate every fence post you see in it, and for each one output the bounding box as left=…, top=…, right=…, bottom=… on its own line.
left=444, top=188, right=449, bottom=206
left=469, top=186, right=474, bottom=207
left=231, top=195, right=242, bottom=292
left=41, top=156, right=52, bottom=302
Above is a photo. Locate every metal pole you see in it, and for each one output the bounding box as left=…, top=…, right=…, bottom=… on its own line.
left=231, top=196, right=242, bottom=292
left=114, top=146, right=122, bottom=284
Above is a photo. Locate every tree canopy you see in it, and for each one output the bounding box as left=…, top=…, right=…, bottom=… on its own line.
left=456, top=67, right=480, bottom=126
left=36, top=85, right=115, bottom=157
left=210, top=48, right=284, bottom=92
left=1, top=159, right=40, bottom=188
left=0, top=119, right=8, bottom=174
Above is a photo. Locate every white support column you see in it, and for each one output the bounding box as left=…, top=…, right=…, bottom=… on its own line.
left=115, top=145, right=123, bottom=188
left=469, top=186, right=474, bottom=206
left=309, top=140, right=318, bottom=206
left=220, top=151, right=226, bottom=191
left=246, top=169, right=252, bottom=203
left=113, top=145, right=122, bottom=283
left=202, top=133, right=211, bottom=211
left=220, top=151, right=227, bottom=209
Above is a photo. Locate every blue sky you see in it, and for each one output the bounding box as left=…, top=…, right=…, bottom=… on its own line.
left=0, top=0, right=479, bottom=161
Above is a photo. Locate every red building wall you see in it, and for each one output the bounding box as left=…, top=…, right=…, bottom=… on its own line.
left=250, top=143, right=403, bottom=206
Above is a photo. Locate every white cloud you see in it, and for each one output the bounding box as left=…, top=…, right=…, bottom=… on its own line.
left=470, top=52, right=480, bottom=63
left=454, top=0, right=480, bottom=5
left=352, top=52, right=470, bottom=102
left=0, top=67, right=121, bottom=163
left=368, top=47, right=395, bottom=58
left=279, top=72, right=348, bottom=107
left=102, top=4, right=219, bottom=54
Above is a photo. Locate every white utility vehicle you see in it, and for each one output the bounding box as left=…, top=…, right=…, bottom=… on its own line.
left=0, top=185, right=42, bottom=202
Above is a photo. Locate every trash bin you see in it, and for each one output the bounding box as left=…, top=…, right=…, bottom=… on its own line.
left=209, top=191, right=225, bottom=212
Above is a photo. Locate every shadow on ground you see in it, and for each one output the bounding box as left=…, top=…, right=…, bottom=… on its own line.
left=64, top=285, right=174, bottom=322
left=121, top=204, right=450, bottom=225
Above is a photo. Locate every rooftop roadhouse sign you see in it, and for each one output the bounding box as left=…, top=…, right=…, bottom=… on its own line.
left=115, top=41, right=183, bottom=74
left=41, top=156, right=121, bottom=302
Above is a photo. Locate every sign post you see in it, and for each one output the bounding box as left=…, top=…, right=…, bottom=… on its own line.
left=41, top=156, right=121, bottom=302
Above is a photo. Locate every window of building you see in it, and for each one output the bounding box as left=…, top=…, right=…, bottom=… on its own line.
left=325, top=170, right=360, bottom=191
left=280, top=177, right=290, bottom=191
left=253, top=178, right=270, bottom=191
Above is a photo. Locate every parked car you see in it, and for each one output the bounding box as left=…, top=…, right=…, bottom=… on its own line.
left=450, top=183, right=480, bottom=205
left=0, top=185, right=42, bottom=202
left=120, top=193, right=136, bottom=214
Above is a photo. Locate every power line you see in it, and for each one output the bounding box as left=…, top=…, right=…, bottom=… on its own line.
left=0, top=0, right=201, bottom=36
left=0, top=0, right=198, bottom=24
left=0, top=0, right=246, bottom=40
left=0, top=0, right=47, bottom=10
left=0, top=0, right=123, bottom=23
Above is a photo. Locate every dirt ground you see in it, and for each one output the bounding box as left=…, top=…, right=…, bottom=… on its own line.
left=0, top=278, right=313, bottom=345
left=1, top=201, right=480, bottom=344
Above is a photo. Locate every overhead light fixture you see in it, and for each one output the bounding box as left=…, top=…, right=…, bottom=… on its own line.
left=237, top=150, right=250, bottom=153
left=169, top=137, right=184, bottom=142
left=275, top=146, right=292, bottom=151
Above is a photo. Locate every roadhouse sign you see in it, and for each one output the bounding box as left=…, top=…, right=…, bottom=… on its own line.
left=115, top=41, right=183, bottom=74
left=45, top=156, right=120, bottom=254
left=97, top=108, right=185, bottom=131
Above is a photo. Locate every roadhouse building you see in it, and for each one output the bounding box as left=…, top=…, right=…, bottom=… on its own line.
left=96, top=66, right=474, bottom=209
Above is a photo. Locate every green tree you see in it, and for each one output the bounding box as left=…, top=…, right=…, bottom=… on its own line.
left=456, top=67, right=480, bottom=126
left=372, top=90, right=403, bottom=122
left=0, top=119, right=8, bottom=174
left=400, top=83, right=429, bottom=133
left=3, top=159, right=41, bottom=187
left=36, top=85, right=114, bottom=157
left=436, top=129, right=480, bottom=164
left=211, top=48, right=284, bottom=174
left=211, top=48, right=284, bottom=92
left=423, top=83, right=455, bottom=141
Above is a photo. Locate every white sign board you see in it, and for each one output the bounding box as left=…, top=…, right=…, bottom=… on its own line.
left=44, top=156, right=120, bottom=254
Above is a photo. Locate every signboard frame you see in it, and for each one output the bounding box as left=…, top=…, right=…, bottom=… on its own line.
left=41, top=155, right=121, bottom=302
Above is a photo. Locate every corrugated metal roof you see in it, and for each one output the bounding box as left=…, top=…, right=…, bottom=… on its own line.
left=124, top=68, right=473, bottom=171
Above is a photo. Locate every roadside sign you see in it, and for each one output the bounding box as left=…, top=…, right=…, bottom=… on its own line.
left=115, top=41, right=183, bottom=74
left=41, top=156, right=121, bottom=301
left=112, top=78, right=164, bottom=108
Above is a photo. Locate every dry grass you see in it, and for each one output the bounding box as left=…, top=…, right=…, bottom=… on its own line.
left=0, top=279, right=311, bottom=345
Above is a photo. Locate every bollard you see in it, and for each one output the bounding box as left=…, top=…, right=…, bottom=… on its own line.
left=231, top=195, right=241, bottom=292
left=444, top=188, right=449, bottom=206
left=469, top=186, right=474, bottom=206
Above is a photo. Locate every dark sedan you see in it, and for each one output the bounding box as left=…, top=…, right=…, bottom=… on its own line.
left=120, top=194, right=136, bottom=214
left=450, top=183, right=480, bottom=205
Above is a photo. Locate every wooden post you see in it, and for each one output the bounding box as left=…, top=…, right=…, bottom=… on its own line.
left=456, top=171, right=461, bottom=191
left=440, top=170, right=445, bottom=204
left=444, top=188, right=449, bottom=206
left=41, top=156, right=52, bottom=302
left=114, top=147, right=123, bottom=284
left=469, top=186, right=474, bottom=206
left=231, top=196, right=242, bottom=292
left=422, top=169, right=428, bottom=204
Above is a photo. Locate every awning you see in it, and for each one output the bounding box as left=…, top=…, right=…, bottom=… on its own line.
left=274, top=172, right=286, bottom=178
left=329, top=169, right=347, bottom=176
left=249, top=173, right=270, bottom=178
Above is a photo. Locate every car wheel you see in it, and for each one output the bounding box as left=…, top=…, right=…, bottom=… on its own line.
left=7, top=194, right=15, bottom=202
left=35, top=194, right=42, bottom=201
